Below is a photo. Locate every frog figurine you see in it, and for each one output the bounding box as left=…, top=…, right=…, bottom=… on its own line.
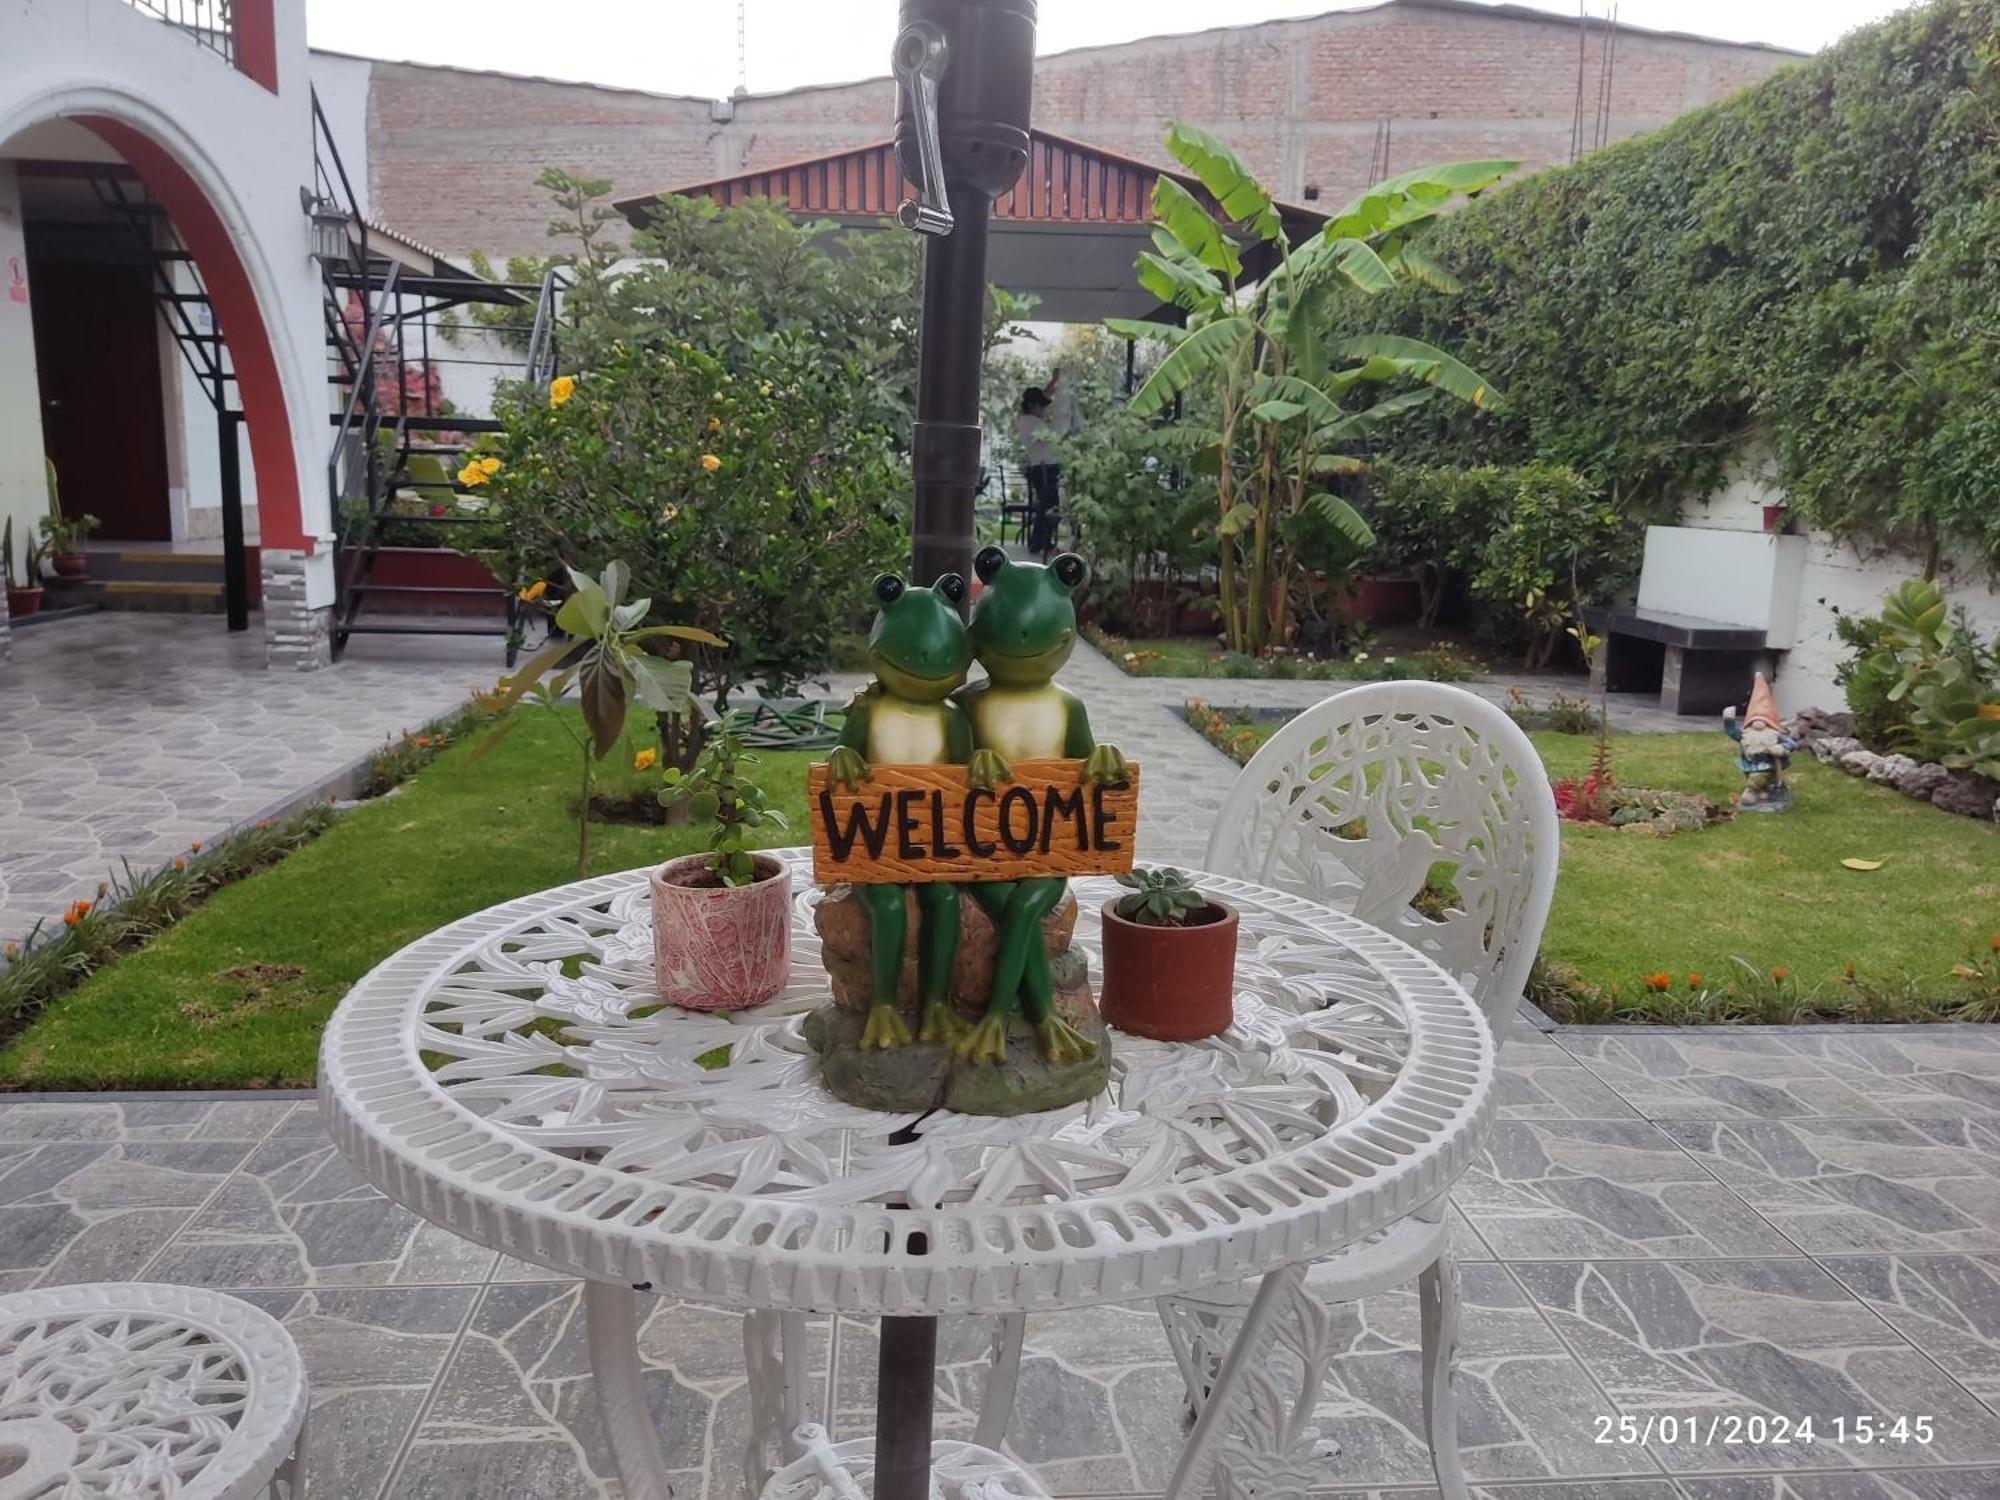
left=954, top=546, right=1128, bottom=1066
left=825, top=573, right=974, bottom=1049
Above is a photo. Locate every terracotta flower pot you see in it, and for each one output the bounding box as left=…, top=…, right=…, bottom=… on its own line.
left=50, top=553, right=87, bottom=579
left=1098, top=898, right=1239, bottom=1041
left=5, top=586, right=42, bottom=618
left=650, top=853, right=791, bottom=1011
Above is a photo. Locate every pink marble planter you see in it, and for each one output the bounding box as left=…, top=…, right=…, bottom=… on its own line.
left=650, top=853, right=791, bottom=1010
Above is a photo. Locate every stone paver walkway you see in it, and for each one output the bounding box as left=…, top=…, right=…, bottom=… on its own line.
left=6, top=1026, right=2000, bottom=1499
left=0, top=613, right=502, bottom=943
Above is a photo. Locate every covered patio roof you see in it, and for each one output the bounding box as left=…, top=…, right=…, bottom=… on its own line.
left=613, top=129, right=1325, bottom=323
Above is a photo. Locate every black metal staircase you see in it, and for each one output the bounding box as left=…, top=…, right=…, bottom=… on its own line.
left=311, top=89, right=554, bottom=663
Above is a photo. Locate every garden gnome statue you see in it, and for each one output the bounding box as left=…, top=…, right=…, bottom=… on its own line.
left=1723, top=672, right=1796, bottom=813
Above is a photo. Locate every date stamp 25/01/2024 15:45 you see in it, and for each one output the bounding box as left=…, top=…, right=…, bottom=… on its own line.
left=1595, top=1413, right=1936, bottom=1448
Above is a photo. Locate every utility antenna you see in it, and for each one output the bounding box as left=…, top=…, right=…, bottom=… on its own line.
left=736, top=0, right=749, bottom=95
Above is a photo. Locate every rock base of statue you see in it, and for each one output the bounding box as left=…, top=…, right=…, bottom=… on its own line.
left=806, top=884, right=1112, bottom=1116
left=1738, top=778, right=1792, bottom=814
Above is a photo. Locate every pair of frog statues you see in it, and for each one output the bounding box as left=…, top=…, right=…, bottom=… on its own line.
left=827, top=545, right=1126, bottom=1069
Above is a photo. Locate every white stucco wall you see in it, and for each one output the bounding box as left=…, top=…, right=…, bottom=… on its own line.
left=1677, top=445, right=2000, bottom=716
left=0, top=0, right=334, bottom=608
left=0, top=162, right=49, bottom=587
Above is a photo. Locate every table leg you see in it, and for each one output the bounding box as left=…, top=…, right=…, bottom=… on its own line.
left=1420, top=1253, right=1468, bottom=1500
left=974, top=1313, right=1027, bottom=1450
left=582, top=1280, right=675, bottom=1500
left=1161, top=1261, right=1308, bottom=1500
left=874, top=1314, right=937, bottom=1500
left=745, top=1310, right=814, bottom=1495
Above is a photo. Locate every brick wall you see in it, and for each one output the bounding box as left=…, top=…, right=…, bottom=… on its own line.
left=366, top=1, right=1798, bottom=260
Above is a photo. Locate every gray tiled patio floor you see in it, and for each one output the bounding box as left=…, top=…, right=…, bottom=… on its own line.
left=0, top=612, right=504, bottom=943
left=7, top=1028, right=2000, bottom=1499
left=7, top=610, right=1968, bottom=1499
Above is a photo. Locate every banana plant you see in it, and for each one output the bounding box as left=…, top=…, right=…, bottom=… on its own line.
left=1108, top=124, right=1513, bottom=655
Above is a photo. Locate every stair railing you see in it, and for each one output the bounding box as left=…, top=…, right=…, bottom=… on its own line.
left=523, top=267, right=567, bottom=389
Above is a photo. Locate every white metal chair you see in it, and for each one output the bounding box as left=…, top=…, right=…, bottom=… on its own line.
left=978, top=681, right=1558, bottom=1499
left=0, top=1281, right=309, bottom=1498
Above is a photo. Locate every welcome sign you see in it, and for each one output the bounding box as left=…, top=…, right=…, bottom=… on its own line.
left=808, top=759, right=1141, bottom=885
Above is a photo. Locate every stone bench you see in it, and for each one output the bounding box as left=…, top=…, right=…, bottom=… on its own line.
left=1582, top=605, right=1771, bottom=716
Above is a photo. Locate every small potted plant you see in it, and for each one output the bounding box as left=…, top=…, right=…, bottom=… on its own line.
left=40, top=462, right=98, bottom=579
left=1099, top=867, right=1239, bottom=1041
left=652, top=710, right=792, bottom=1010
left=3, top=516, right=43, bottom=618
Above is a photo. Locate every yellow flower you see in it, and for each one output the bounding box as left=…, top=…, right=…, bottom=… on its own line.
left=633, top=747, right=659, bottom=772
left=549, top=374, right=576, bottom=408
left=700, top=453, right=721, bottom=473
left=2, top=942, right=19, bottom=961
left=456, top=462, right=489, bottom=488
left=478, top=456, right=502, bottom=476
left=518, top=580, right=548, bottom=603
left=1977, top=703, right=2000, bottom=721
left=707, top=416, right=722, bottom=433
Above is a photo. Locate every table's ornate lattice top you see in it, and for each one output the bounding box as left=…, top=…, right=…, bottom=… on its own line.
left=320, top=850, right=1495, bottom=1315
left=0, top=1281, right=307, bottom=1500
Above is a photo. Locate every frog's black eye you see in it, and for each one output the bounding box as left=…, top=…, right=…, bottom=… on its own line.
left=873, top=574, right=905, bottom=605
left=1051, top=553, right=1088, bottom=592
left=973, top=545, right=1008, bottom=583
left=934, top=573, right=967, bottom=605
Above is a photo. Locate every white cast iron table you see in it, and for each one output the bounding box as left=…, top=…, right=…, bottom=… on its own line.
left=318, top=849, right=1497, bottom=1499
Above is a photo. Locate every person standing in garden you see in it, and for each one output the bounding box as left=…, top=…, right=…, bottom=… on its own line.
left=1016, top=369, right=1063, bottom=557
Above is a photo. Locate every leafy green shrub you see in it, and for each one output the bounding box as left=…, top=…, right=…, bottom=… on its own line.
left=486, top=337, right=902, bottom=714
left=1836, top=578, right=2000, bottom=766
left=1469, top=462, right=1638, bottom=668
left=1337, top=0, right=2000, bottom=561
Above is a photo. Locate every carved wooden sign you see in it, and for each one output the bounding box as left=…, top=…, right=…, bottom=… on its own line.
left=809, top=759, right=1141, bottom=885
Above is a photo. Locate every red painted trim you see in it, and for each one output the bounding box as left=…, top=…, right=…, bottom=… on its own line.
left=76, top=116, right=307, bottom=553
left=231, top=0, right=280, bottom=94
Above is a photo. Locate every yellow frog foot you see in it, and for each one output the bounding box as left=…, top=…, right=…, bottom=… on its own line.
left=1035, top=1015, right=1098, bottom=1065
left=953, top=1013, right=1010, bottom=1064
left=918, top=1000, right=966, bottom=1045
left=859, top=1004, right=913, bottom=1050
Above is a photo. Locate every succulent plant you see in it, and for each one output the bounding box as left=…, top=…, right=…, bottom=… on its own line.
left=1113, top=866, right=1211, bottom=927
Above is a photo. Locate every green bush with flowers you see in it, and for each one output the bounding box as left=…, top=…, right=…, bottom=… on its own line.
left=482, top=332, right=903, bottom=721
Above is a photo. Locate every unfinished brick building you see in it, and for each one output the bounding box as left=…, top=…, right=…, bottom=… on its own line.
left=327, top=0, right=1799, bottom=261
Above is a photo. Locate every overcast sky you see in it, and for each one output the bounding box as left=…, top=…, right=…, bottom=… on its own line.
left=309, top=1, right=1915, bottom=97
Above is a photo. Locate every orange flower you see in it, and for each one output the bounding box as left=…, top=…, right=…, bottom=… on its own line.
left=62, top=900, right=91, bottom=927
left=518, top=579, right=548, bottom=603
left=1686, top=974, right=1704, bottom=991
left=172, top=858, right=187, bottom=872
left=699, top=453, right=721, bottom=473
left=2, top=942, right=19, bottom=961
left=189, top=842, right=202, bottom=854
left=707, top=415, right=722, bottom=433
left=256, top=819, right=274, bottom=830
left=1770, top=966, right=1789, bottom=982
left=1990, top=934, right=2000, bottom=953
left=1641, top=971, right=1672, bottom=992
left=633, top=747, right=659, bottom=772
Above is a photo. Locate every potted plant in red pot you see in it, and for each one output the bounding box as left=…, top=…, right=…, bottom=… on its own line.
left=653, top=711, right=792, bottom=1010
left=1099, top=867, right=1239, bottom=1041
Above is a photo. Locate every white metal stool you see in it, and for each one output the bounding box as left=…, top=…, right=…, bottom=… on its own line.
left=761, top=1424, right=1049, bottom=1500
left=0, top=1282, right=308, bottom=1499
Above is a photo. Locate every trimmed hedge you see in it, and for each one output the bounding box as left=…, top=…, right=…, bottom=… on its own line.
left=1347, top=0, right=2000, bottom=560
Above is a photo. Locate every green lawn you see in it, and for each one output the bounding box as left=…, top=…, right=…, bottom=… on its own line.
left=8, top=710, right=1995, bottom=1089
left=0, top=712, right=814, bottom=1090
left=1214, top=719, right=2000, bottom=997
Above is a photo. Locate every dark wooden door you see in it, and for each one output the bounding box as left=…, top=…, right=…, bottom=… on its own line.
left=29, top=255, right=171, bottom=541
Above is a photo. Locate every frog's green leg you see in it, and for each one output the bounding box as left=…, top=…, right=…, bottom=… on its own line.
left=853, top=884, right=912, bottom=1050
left=966, top=747, right=1013, bottom=790
left=915, top=883, right=965, bottom=1043
left=956, top=883, right=1022, bottom=1062
left=1000, top=878, right=1097, bottom=1064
